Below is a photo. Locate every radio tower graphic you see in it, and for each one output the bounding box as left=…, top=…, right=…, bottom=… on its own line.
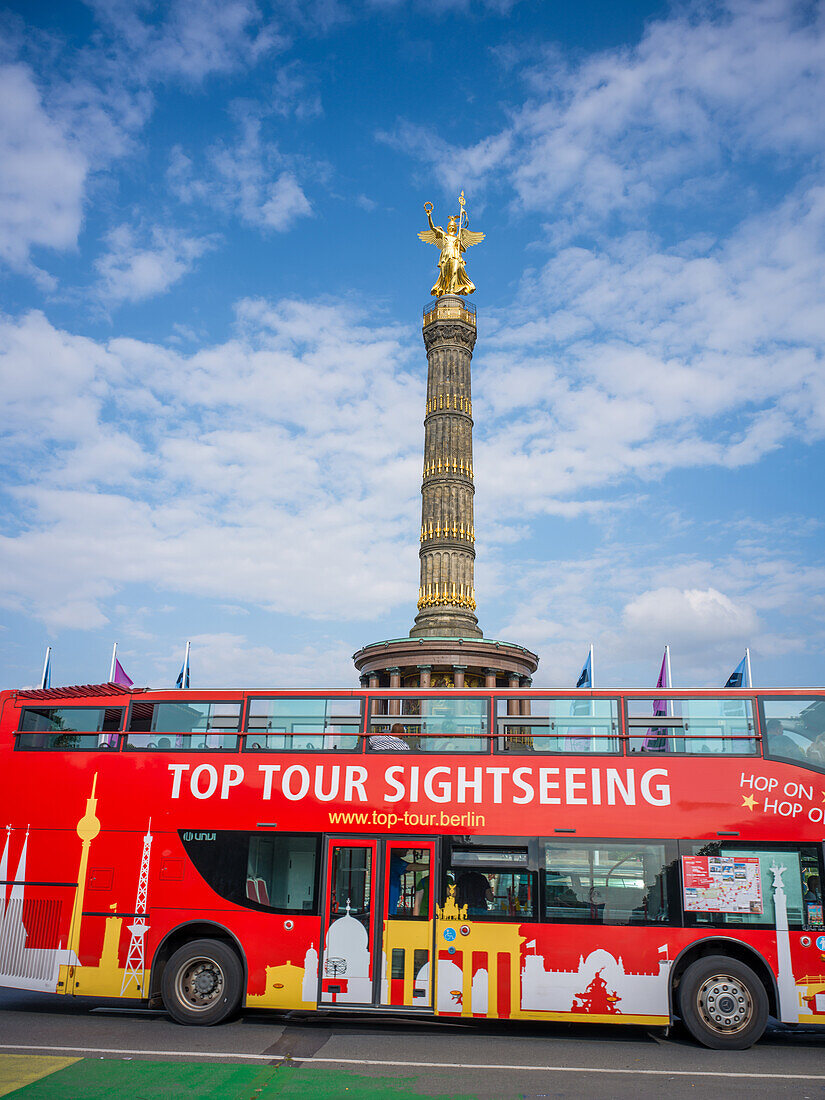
left=120, top=820, right=152, bottom=996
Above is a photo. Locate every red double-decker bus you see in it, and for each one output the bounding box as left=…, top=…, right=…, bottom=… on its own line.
left=2, top=683, right=825, bottom=1050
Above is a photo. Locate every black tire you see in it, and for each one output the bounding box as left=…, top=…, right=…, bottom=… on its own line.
left=161, top=938, right=243, bottom=1026
left=677, top=954, right=768, bottom=1050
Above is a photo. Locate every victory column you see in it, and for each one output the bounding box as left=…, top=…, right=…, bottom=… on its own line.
left=353, top=194, right=539, bottom=690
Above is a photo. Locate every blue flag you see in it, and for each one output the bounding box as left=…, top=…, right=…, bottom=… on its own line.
left=576, top=650, right=592, bottom=689
left=566, top=649, right=594, bottom=749
left=175, top=641, right=191, bottom=689
left=725, top=655, right=749, bottom=688
left=41, top=647, right=51, bottom=690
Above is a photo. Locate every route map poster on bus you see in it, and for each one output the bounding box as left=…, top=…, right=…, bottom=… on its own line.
left=681, top=856, right=764, bottom=914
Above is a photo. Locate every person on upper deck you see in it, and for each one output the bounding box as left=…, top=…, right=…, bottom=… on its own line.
left=369, top=722, right=410, bottom=751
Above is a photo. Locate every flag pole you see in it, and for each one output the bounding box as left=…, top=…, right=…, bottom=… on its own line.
left=109, top=642, right=118, bottom=683
left=665, top=644, right=672, bottom=717
left=40, top=646, right=52, bottom=690
left=745, top=647, right=752, bottom=689
left=589, top=642, right=595, bottom=747
left=184, top=640, right=191, bottom=689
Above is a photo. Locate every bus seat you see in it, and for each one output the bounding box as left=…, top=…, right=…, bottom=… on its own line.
left=246, top=878, right=258, bottom=902
left=255, top=877, right=270, bottom=906
left=603, top=885, right=645, bottom=923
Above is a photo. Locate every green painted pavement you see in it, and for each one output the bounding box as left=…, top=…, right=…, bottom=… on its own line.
left=5, top=1058, right=481, bottom=1099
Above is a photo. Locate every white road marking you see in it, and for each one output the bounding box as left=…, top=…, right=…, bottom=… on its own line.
left=1, top=1044, right=825, bottom=1079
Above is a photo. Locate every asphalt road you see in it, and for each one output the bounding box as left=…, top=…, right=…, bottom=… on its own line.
left=2, top=988, right=825, bottom=1099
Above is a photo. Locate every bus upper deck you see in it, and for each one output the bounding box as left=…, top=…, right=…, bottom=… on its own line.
left=3, top=684, right=824, bottom=769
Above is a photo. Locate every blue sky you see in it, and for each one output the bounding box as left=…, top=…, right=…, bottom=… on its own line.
left=1, top=0, right=824, bottom=691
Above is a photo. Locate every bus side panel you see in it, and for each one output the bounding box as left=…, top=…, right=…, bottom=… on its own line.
left=229, top=911, right=320, bottom=1010
left=0, top=826, right=78, bottom=995
left=69, top=829, right=153, bottom=999
left=144, top=829, right=324, bottom=1011
left=434, top=919, right=670, bottom=1023
left=791, top=933, right=825, bottom=1024
left=432, top=922, right=785, bottom=1025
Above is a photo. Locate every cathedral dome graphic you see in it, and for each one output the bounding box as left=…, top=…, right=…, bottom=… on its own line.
left=321, top=901, right=372, bottom=1003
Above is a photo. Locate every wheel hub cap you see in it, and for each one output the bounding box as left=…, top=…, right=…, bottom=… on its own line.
left=193, top=970, right=218, bottom=995
left=697, top=973, right=752, bottom=1034
left=176, top=957, right=225, bottom=1011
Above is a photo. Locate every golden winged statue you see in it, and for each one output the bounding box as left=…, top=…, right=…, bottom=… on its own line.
left=418, top=191, right=485, bottom=296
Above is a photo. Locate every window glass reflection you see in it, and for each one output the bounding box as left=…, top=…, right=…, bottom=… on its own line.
left=369, top=697, right=487, bottom=751
left=495, top=698, right=619, bottom=753
left=247, top=697, right=361, bottom=750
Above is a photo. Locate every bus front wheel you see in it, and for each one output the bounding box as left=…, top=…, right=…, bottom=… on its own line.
left=678, top=955, right=768, bottom=1050
left=161, top=938, right=243, bottom=1026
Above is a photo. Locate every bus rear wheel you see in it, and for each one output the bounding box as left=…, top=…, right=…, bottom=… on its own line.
left=161, top=938, right=242, bottom=1026
left=678, top=955, right=768, bottom=1050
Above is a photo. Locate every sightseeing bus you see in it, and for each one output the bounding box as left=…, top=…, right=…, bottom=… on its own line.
left=1, top=683, right=825, bottom=1050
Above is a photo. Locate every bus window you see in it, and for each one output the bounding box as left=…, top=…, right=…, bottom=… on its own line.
left=369, top=697, right=487, bottom=752
left=627, top=697, right=757, bottom=755
left=179, top=830, right=320, bottom=914
left=387, top=847, right=431, bottom=919
left=247, top=834, right=318, bottom=911
left=126, top=701, right=241, bottom=749
left=246, top=697, right=361, bottom=751
left=761, top=697, right=825, bottom=770
left=495, top=697, right=619, bottom=753
left=543, top=842, right=675, bottom=925
left=17, top=706, right=123, bottom=750
left=444, top=846, right=535, bottom=919
left=329, top=845, right=372, bottom=919
left=683, top=842, right=822, bottom=931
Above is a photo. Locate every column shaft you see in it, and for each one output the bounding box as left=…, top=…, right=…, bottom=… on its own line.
left=412, top=296, right=481, bottom=639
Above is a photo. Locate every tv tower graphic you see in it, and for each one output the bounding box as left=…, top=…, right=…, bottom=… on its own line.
left=120, top=820, right=153, bottom=996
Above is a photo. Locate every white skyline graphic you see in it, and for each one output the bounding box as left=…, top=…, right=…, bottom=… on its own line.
left=0, top=826, right=77, bottom=992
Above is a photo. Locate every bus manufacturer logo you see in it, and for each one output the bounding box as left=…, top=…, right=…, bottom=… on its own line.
left=182, top=831, right=216, bottom=842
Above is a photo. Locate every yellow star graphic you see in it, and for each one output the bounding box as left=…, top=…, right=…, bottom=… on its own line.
left=742, top=794, right=757, bottom=811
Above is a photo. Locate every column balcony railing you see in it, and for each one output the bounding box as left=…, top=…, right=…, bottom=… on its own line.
left=422, top=299, right=476, bottom=326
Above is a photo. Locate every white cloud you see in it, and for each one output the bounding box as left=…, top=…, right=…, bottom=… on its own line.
left=0, top=299, right=421, bottom=632
left=259, top=172, right=313, bottom=231
left=490, top=535, right=823, bottom=689
left=0, top=0, right=294, bottom=285
left=168, top=114, right=314, bottom=232
left=160, top=632, right=357, bottom=687
left=469, top=179, right=825, bottom=521
left=0, top=64, right=87, bottom=275
left=622, top=586, right=761, bottom=646
left=94, top=223, right=216, bottom=304
left=403, top=0, right=825, bottom=226
left=5, top=293, right=817, bottom=686
left=0, top=309, right=121, bottom=453
left=85, top=0, right=285, bottom=84
left=270, top=62, right=323, bottom=119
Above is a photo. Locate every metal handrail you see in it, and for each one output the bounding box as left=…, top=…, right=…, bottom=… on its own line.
left=423, top=299, right=476, bottom=318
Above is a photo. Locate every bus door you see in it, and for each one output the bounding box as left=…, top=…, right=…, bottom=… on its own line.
left=320, top=839, right=377, bottom=1005
left=379, top=840, right=436, bottom=1009
left=319, top=839, right=437, bottom=1010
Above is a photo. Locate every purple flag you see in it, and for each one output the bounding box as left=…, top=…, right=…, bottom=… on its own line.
left=644, top=648, right=670, bottom=751
left=652, top=650, right=669, bottom=716
left=113, top=658, right=133, bottom=688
